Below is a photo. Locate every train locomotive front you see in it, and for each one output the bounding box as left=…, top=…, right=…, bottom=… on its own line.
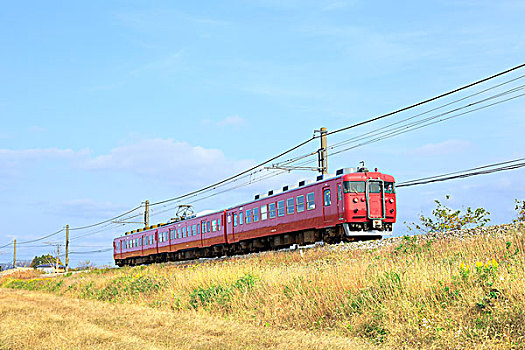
left=338, top=168, right=396, bottom=237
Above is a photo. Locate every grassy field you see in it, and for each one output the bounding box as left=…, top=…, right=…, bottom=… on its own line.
left=1, top=223, right=524, bottom=349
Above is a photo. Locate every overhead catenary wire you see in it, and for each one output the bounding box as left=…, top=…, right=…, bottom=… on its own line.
left=328, top=90, right=525, bottom=157
left=69, top=205, right=143, bottom=231
left=327, top=79, right=525, bottom=151
left=397, top=158, right=525, bottom=188
left=69, top=248, right=113, bottom=255
left=326, top=63, right=525, bottom=136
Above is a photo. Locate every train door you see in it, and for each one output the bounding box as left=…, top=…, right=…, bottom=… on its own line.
left=322, top=186, right=335, bottom=224
left=227, top=211, right=237, bottom=242
left=155, top=229, right=159, bottom=254
left=366, top=180, right=385, bottom=219
left=201, top=219, right=206, bottom=246
left=336, top=182, right=343, bottom=221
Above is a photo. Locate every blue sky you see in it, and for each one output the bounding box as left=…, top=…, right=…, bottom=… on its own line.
left=1, top=1, right=524, bottom=266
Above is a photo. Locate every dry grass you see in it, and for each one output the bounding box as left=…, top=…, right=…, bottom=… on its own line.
left=0, top=289, right=365, bottom=350
left=2, top=223, right=525, bottom=349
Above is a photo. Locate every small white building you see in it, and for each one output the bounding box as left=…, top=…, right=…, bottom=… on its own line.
left=35, top=263, right=65, bottom=274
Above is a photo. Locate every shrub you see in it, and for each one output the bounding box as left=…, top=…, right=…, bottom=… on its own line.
left=406, top=195, right=490, bottom=233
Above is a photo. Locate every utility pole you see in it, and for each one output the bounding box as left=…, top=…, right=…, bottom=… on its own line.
left=13, top=239, right=16, bottom=269
left=65, top=225, right=69, bottom=273
left=144, top=200, right=150, bottom=228
left=55, top=245, right=60, bottom=273
left=316, top=127, right=328, bottom=174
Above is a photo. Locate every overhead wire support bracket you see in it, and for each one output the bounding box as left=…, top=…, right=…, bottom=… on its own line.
left=264, top=165, right=322, bottom=172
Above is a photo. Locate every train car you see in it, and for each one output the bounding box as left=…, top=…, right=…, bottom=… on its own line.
left=114, top=166, right=396, bottom=266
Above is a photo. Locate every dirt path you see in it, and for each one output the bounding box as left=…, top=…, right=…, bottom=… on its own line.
left=0, top=289, right=369, bottom=350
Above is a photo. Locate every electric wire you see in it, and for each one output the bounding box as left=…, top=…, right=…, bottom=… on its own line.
left=326, top=63, right=525, bottom=136
left=397, top=158, right=525, bottom=188
left=69, top=248, right=113, bottom=255
left=69, top=205, right=143, bottom=231
left=327, top=79, right=525, bottom=150
left=328, top=90, right=525, bottom=157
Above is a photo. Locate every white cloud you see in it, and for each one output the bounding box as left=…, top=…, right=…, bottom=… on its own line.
left=81, top=138, right=254, bottom=187
left=409, top=140, right=471, bottom=156
left=0, top=148, right=89, bottom=179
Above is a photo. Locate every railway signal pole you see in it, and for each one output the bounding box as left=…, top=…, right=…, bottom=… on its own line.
left=316, top=127, right=328, bottom=174
left=13, top=239, right=16, bottom=269
left=56, top=245, right=60, bottom=273
left=65, top=225, right=69, bottom=272
left=144, top=200, right=150, bottom=228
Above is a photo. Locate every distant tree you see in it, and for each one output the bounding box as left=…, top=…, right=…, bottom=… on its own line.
left=30, top=254, right=62, bottom=268
left=406, top=195, right=490, bottom=233
left=16, top=260, right=32, bottom=268
left=76, top=260, right=95, bottom=270
left=515, top=199, right=525, bottom=222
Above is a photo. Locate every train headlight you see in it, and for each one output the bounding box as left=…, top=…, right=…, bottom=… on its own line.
left=353, top=198, right=358, bottom=203
left=389, top=198, right=394, bottom=204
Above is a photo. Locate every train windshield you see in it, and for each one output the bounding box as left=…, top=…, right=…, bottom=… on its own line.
left=343, top=181, right=365, bottom=193
left=368, top=181, right=383, bottom=193
left=385, top=182, right=395, bottom=194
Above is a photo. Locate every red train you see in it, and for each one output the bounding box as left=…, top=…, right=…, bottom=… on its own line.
left=113, top=167, right=396, bottom=266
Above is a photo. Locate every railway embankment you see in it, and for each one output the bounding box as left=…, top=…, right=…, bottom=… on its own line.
left=1, top=223, right=524, bottom=349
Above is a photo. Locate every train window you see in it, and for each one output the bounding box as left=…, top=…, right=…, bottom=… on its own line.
left=277, top=200, right=285, bottom=217
left=343, top=181, right=365, bottom=193
left=269, top=203, right=276, bottom=218
left=261, top=205, right=268, bottom=220
left=177, top=228, right=181, bottom=238
left=193, top=225, right=197, bottom=235
left=227, top=215, right=231, bottom=223
left=338, top=185, right=342, bottom=201
left=183, top=227, right=186, bottom=237
left=385, top=182, right=395, bottom=194
left=239, top=212, right=243, bottom=225
left=307, top=192, right=315, bottom=210
left=218, top=218, right=221, bottom=230
left=297, top=195, right=305, bottom=212
left=246, top=209, right=252, bottom=223
left=233, top=214, right=238, bottom=227
left=368, top=181, right=382, bottom=194
left=207, top=221, right=211, bottom=232
left=287, top=198, right=294, bottom=214
left=253, top=207, right=260, bottom=222
left=212, top=220, right=217, bottom=231
left=324, top=189, right=331, bottom=206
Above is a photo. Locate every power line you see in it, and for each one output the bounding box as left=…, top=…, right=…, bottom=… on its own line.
left=397, top=158, right=525, bottom=188
left=150, top=137, right=316, bottom=207
left=69, top=205, right=143, bottom=231
left=17, top=228, right=65, bottom=245
left=328, top=90, right=525, bottom=157
left=69, top=248, right=113, bottom=254
left=326, top=63, right=525, bottom=136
